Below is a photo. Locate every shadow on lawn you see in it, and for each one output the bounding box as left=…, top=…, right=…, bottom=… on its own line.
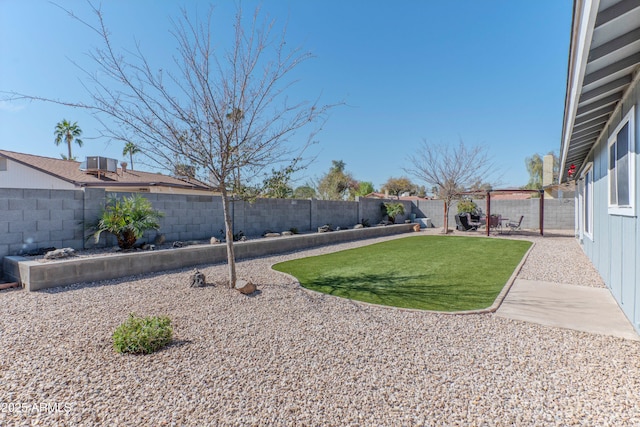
left=302, top=272, right=471, bottom=310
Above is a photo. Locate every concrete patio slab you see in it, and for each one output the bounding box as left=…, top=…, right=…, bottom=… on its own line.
left=496, top=279, right=639, bottom=341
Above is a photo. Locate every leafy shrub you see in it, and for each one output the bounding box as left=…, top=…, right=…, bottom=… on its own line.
left=91, top=194, right=164, bottom=249
left=289, top=227, right=299, bottom=234
left=382, top=202, right=405, bottom=223
left=112, top=314, right=173, bottom=354
left=457, top=199, right=478, bottom=214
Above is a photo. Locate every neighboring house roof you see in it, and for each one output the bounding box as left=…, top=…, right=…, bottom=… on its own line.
left=364, top=192, right=430, bottom=200
left=490, top=192, right=533, bottom=200
left=560, top=0, right=640, bottom=182
left=0, top=149, right=214, bottom=191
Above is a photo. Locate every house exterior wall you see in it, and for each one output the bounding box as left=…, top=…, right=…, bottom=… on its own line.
left=0, top=159, right=76, bottom=189
left=577, top=78, right=640, bottom=332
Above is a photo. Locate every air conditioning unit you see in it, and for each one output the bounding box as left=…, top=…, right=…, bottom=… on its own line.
left=80, top=156, right=118, bottom=173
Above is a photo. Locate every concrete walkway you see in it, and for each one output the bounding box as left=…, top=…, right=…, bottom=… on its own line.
left=496, top=278, right=640, bottom=341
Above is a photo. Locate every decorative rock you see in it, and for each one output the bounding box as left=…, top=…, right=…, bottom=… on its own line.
left=281, top=231, right=294, bottom=236
left=317, top=225, right=332, bottom=233
left=44, top=248, right=76, bottom=260
left=354, top=224, right=364, bottom=229
left=154, top=234, right=166, bottom=245
left=264, top=232, right=281, bottom=238
left=336, top=226, right=342, bottom=231
left=189, top=270, right=206, bottom=287
left=172, top=241, right=185, bottom=248
left=141, top=244, right=156, bottom=251
left=235, top=279, right=257, bottom=295
left=210, top=236, right=221, bottom=244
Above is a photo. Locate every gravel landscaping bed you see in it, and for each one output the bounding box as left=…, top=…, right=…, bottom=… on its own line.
left=1, top=231, right=636, bottom=426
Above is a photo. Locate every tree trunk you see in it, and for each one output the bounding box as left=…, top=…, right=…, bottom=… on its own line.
left=443, top=200, right=449, bottom=234
left=220, top=187, right=237, bottom=288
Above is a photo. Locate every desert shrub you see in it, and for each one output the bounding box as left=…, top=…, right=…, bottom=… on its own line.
left=91, top=194, right=164, bottom=249
left=112, top=314, right=173, bottom=354
left=289, top=227, right=299, bottom=234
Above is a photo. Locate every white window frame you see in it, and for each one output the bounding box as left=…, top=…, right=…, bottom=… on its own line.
left=579, top=162, right=593, bottom=240
left=607, top=106, right=636, bottom=216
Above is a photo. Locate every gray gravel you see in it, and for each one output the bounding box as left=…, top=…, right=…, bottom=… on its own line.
left=1, top=230, right=637, bottom=426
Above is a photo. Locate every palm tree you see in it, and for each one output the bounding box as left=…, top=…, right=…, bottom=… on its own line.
left=122, top=142, right=141, bottom=170
left=54, top=119, right=83, bottom=161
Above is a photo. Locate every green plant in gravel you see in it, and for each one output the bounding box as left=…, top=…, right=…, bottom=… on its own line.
left=91, top=194, right=164, bottom=250
left=273, top=235, right=531, bottom=311
left=112, top=314, right=173, bottom=354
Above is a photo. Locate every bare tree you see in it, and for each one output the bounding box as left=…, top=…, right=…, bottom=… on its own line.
left=404, top=140, right=495, bottom=233
left=6, top=4, right=334, bottom=288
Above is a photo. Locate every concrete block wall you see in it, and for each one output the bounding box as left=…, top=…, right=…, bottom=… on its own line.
left=233, top=198, right=312, bottom=236
left=359, top=198, right=412, bottom=225
left=313, top=199, right=359, bottom=229
left=412, top=198, right=574, bottom=230
left=1, top=188, right=575, bottom=278
left=0, top=188, right=85, bottom=276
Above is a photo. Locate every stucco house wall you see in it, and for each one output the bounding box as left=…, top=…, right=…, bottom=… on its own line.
left=0, top=157, right=76, bottom=189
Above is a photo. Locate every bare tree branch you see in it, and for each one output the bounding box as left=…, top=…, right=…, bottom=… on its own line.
left=3, top=3, right=338, bottom=288
left=404, top=140, right=497, bottom=233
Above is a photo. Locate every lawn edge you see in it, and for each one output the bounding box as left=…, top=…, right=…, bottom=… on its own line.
left=271, top=239, right=536, bottom=316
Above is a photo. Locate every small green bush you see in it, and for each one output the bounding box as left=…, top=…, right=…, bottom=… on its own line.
left=112, top=314, right=173, bottom=354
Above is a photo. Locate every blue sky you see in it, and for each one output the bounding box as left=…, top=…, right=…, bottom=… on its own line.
left=0, top=0, right=572, bottom=191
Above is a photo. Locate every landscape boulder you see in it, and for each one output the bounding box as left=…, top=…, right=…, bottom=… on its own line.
left=281, top=231, right=294, bottom=236
left=235, top=279, right=257, bottom=295
left=354, top=224, right=364, bottom=229
left=317, top=225, right=332, bottom=233
left=189, top=270, right=207, bottom=288
left=263, top=232, right=281, bottom=238
left=210, top=236, right=221, bottom=244
left=44, top=248, right=76, bottom=260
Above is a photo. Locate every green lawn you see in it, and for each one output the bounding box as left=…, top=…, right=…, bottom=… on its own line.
left=272, top=235, right=532, bottom=311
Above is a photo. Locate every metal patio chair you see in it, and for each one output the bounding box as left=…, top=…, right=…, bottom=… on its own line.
left=506, top=215, right=524, bottom=234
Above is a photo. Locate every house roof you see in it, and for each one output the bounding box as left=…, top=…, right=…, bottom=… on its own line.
left=364, top=192, right=430, bottom=200
left=560, top=0, right=640, bottom=182
left=0, top=149, right=213, bottom=191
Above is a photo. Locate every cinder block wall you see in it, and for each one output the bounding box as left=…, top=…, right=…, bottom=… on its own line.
left=359, top=197, right=412, bottom=225
left=233, top=198, right=312, bottom=236
left=412, top=198, right=574, bottom=230
left=0, top=188, right=85, bottom=274
left=0, top=188, right=575, bottom=278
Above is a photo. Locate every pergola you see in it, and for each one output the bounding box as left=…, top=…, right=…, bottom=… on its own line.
left=461, top=189, right=545, bottom=236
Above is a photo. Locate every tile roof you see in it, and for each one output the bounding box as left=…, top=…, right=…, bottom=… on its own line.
left=0, top=149, right=213, bottom=191
left=364, top=192, right=431, bottom=200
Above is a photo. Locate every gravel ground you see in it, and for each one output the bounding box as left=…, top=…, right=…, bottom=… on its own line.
left=1, top=230, right=637, bottom=426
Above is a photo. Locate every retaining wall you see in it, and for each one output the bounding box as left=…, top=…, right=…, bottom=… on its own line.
left=4, top=224, right=414, bottom=291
